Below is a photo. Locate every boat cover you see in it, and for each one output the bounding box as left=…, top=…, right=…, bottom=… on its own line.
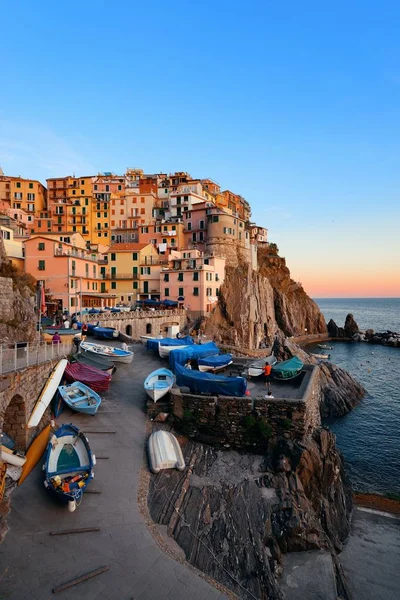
left=169, top=342, right=220, bottom=371
left=272, top=356, right=303, bottom=379
left=146, top=336, right=194, bottom=351
left=64, top=362, right=111, bottom=392
left=175, top=363, right=246, bottom=397
left=198, top=354, right=233, bottom=368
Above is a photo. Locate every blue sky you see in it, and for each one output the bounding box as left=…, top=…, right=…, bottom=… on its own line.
left=1, top=1, right=399, bottom=296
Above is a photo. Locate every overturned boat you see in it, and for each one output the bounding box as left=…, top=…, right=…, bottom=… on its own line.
left=148, top=430, right=185, bottom=474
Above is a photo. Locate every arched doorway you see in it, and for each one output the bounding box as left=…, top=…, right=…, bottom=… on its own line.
left=126, top=324, right=132, bottom=336
left=2, top=394, right=27, bottom=450
left=146, top=323, right=152, bottom=334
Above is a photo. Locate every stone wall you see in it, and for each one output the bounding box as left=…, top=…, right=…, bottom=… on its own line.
left=166, top=365, right=320, bottom=450
left=0, top=277, right=14, bottom=322
left=85, top=309, right=188, bottom=341
left=0, top=358, right=61, bottom=450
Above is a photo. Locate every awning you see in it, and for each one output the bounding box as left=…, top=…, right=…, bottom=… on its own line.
left=82, top=292, right=118, bottom=299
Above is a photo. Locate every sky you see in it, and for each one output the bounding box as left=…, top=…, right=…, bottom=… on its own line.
left=1, top=0, right=399, bottom=298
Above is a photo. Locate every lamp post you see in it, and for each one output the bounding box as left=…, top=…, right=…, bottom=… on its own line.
left=304, top=328, right=308, bottom=336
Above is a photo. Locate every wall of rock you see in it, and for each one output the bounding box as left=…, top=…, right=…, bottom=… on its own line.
left=0, top=276, right=37, bottom=344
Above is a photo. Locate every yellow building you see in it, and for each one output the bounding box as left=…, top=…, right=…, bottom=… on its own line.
left=106, top=242, right=166, bottom=305
left=0, top=223, right=25, bottom=271
left=45, top=175, right=93, bottom=241
left=0, top=172, right=46, bottom=215
left=92, top=173, right=124, bottom=245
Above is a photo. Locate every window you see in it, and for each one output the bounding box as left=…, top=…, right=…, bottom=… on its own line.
left=38, top=260, right=45, bottom=270
left=103, top=203, right=107, bottom=210
left=105, top=185, right=109, bottom=192
left=118, top=185, right=122, bottom=191
left=215, top=274, right=219, bottom=281
left=38, top=242, right=45, bottom=251
left=164, top=274, right=169, bottom=282
left=141, top=267, right=151, bottom=275
left=199, top=220, right=205, bottom=229
left=111, top=253, right=116, bottom=261
left=27, top=193, right=35, bottom=201
left=178, top=273, right=183, bottom=281
left=187, top=222, right=192, bottom=231
left=85, top=198, right=89, bottom=206
left=16, top=182, right=21, bottom=188
left=38, top=220, right=42, bottom=227
left=72, top=189, right=76, bottom=195
left=29, top=183, right=33, bottom=189
left=206, top=287, right=212, bottom=296
left=132, top=252, right=138, bottom=260
left=85, top=264, right=89, bottom=276
left=71, top=279, right=75, bottom=289
left=193, top=287, right=199, bottom=296
left=97, top=212, right=100, bottom=218
left=104, top=212, right=108, bottom=218
left=179, top=287, right=184, bottom=297
left=192, top=233, right=197, bottom=242
left=133, top=281, right=138, bottom=289
left=111, top=282, right=116, bottom=289
left=14, top=192, right=22, bottom=199
left=193, top=272, right=199, bottom=281
left=164, top=288, right=170, bottom=296
left=94, top=184, right=98, bottom=191
left=216, top=288, right=220, bottom=296
left=163, top=226, right=168, bottom=232
left=81, top=180, right=85, bottom=185
left=1, top=230, right=10, bottom=240
left=212, top=215, right=219, bottom=222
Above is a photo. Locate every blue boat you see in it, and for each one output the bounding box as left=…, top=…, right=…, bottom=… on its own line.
left=57, top=382, right=102, bottom=415
left=175, top=363, right=247, bottom=397
left=144, top=368, right=175, bottom=402
left=43, top=424, right=95, bottom=506
left=93, top=326, right=119, bottom=340
left=146, top=335, right=194, bottom=352
left=169, top=342, right=220, bottom=371
left=198, top=353, right=233, bottom=372
left=86, top=322, right=99, bottom=336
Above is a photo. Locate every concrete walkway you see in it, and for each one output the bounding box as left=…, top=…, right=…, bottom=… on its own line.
left=0, top=344, right=228, bottom=600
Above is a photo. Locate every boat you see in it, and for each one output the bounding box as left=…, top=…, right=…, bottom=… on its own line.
left=73, top=352, right=116, bottom=375
left=144, top=368, right=175, bottom=402
left=169, top=341, right=220, bottom=371
left=64, top=362, right=111, bottom=392
left=317, top=344, right=333, bottom=350
left=27, top=359, right=68, bottom=428
left=80, top=341, right=134, bottom=364
left=246, top=355, right=277, bottom=378
left=19, top=424, right=52, bottom=485
left=93, top=326, right=119, bottom=340
left=140, top=334, right=163, bottom=344
left=198, top=354, right=233, bottom=372
left=43, top=423, right=95, bottom=505
left=311, top=352, right=330, bottom=360
left=272, top=357, right=304, bottom=380
left=1, top=445, right=26, bottom=467
left=159, top=343, right=189, bottom=359
left=148, top=430, right=185, bottom=474
left=175, top=363, right=247, bottom=397
left=42, top=329, right=81, bottom=344
left=146, top=335, right=194, bottom=352
left=58, top=383, right=102, bottom=415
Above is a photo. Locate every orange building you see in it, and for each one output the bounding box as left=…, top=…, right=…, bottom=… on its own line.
left=44, top=175, right=93, bottom=240
left=92, top=173, right=124, bottom=244
left=0, top=172, right=46, bottom=215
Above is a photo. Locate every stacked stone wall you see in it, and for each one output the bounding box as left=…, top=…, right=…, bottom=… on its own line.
left=0, top=278, right=15, bottom=322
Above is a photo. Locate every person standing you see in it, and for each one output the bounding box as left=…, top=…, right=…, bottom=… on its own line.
left=81, top=322, right=88, bottom=341
left=52, top=331, right=61, bottom=345
left=263, top=362, right=272, bottom=395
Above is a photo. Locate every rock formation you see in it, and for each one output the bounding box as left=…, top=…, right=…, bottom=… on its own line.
left=205, top=247, right=327, bottom=349
left=344, top=314, right=359, bottom=338
left=148, top=429, right=352, bottom=599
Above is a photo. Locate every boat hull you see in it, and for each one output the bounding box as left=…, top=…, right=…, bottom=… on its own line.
left=80, top=341, right=134, bottom=364
left=247, top=355, right=277, bottom=378
left=148, top=430, right=185, bottom=474
left=19, top=424, right=51, bottom=485
left=42, top=332, right=80, bottom=344
left=159, top=344, right=188, bottom=359
left=1, top=446, right=26, bottom=467
left=58, top=383, right=101, bottom=415
left=144, top=368, right=174, bottom=402
left=27, top=359, right=68, bottom=428
left=198, top=360, right=233, bottom=372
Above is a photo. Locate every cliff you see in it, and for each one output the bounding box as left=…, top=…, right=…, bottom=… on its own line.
left=205, top=245, right=327, bottom=349
left=148, top=428, right=352, bottom=599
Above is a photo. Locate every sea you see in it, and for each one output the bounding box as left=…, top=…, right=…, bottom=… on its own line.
left=310, top=298, right=400, bottom=495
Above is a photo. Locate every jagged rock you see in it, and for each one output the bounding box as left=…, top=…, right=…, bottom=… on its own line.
left=327, top=319, right=345, bottom=338
left=344, top=314, right=359, bottom=337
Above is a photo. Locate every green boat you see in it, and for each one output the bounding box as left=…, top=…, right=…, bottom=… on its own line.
left=272, top=356, right=303, bottom=380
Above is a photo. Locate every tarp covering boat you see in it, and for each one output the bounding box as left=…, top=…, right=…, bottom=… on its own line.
left=272, top=356, right=303, bottom=379
left=146, top=336, right=194, bottom=351
left=198, top=354, right=233, bottom=368
left=175, top=363, right=246, bottom=396
left=64, top=362, right=111, bottom=392
left=93, top=326, right=119, bottom=340
left=169, top=342, right=219, bottom=371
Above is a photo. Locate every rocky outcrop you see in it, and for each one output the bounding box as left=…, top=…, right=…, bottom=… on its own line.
left=344, top=314, right=359, bottom=338
left=327, top=319, right=344, bottom=338
left=148, top=428, right=352, bottom=599
left=205, top=248, right=327, bottom=349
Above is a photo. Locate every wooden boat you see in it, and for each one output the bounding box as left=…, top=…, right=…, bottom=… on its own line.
left=80, top=341, right=134, bottom=364
left=64, top=362, right=111, bottom=392
left=19, top=424, right=52, bottom=485
left=159, top=343, right=188, bottom=359
left=73, top=352, right=115, bottom=375
left=27, top=359, right=68, bottom=428
left=42, top=329, right=81, bottom=344
left=93, top=326, right=119, bottom=340
left=43, top=424, right=95, bottom=505
left=311, top=352, right=330, bottom=359
left=317, top=344, right=333, bottom=350
left=198, top=354, right=233, bottom=372
left=144, top=368, right=175, bottom=402
left=58, top=383, right=101, bottom=415
left=1, top=445, right=26, bottom=467
left=247, top=355, right=277, bottom=378
left=148, top=430, right=185, bottom=474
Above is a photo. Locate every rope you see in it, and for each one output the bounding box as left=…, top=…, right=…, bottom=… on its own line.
left=152, top=479, right=259, bottom=600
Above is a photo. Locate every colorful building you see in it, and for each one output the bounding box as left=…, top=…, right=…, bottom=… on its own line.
left=92, top=173, right=124, bottom=245
left=24, top=234, right=116, bottom=313
left=45, top=175, right=93, bottom=240
left=182, top=201, right=207, bottom=251
left=0, top=173, right=46, bottom=215
left=160, top=249, right=225, bottom=316
left=0, top=221, right=25, bottom=271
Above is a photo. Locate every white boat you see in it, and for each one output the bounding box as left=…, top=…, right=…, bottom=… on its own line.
left=197, top=354, right=233, bottom=372
left=27, top=359, right=68, bottom=428
left=148, top=430, right=185, bottom=474
left=139, top=334, right=163, bottom=344
left=311, top=352, right=330, bottom=359
left=317, top=344, right=333, bottom=350
left=159, top=344, right=188, bottom=359
left=247, top=354, right=277, bottom=378
left=80, top=341, right=134, bottom=364
left=144, top=368, right=175, bottom=402
left=1, top=445, right=26, bottom=467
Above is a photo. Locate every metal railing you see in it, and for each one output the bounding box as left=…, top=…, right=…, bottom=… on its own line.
left=0, top=341, right=72, bottom=375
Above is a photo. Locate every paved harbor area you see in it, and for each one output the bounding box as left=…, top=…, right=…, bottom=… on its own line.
left=0, top=344, right=227, bottom=600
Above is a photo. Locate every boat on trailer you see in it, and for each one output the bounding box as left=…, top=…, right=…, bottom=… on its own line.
left=80, top=341, right=134, bottom=364
left=144, top=368, right=175, bottom=402
left=43, top=423, right=95, bottom=507
left=148, top=430, right=185, bottom=474
left=58, top=382, right=101, bottom=415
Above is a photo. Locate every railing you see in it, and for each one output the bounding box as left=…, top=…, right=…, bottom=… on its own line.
left=84, top=309, right=186, bottom=322
left=0, top=341, right=72, bottom=375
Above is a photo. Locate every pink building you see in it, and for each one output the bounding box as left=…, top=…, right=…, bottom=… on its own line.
left=182, top=201, right=207, bottom=251
left=24, top=235, right=117, bottom=314
left=160, top=249, right=225, bottom=316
